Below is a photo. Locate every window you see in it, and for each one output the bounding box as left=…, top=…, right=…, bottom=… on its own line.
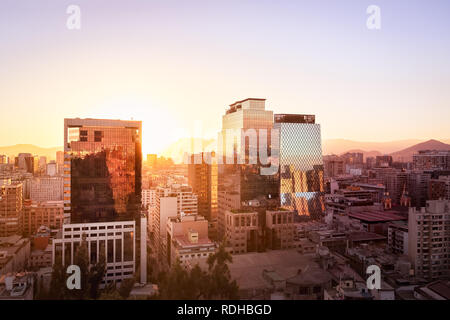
left=94, top=131, right=103, bottom=142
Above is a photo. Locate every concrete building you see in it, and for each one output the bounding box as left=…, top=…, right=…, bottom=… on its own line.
left=408, top=171, right=432, bottom=207
left=52, top=221, right=136, bottom=286
left=387, top=221, right=409, bottom=255
left=413, top=150, right=450, bottom=171
left=21, top=200, right=64, bottom=237
left=30, top=176, right=63, bottom=202
left=376, top=155, right=393, bottom=168
left=408, top=200, right=450, bottom=280
left=224, top=209, right=259, bottom=254
left=323, top=155, right=344, bottom=178
left=149, top=187, right=177, bottom=261
left=46, top=161, right=57, bottom=176
left=14, top=153, right=36, bottom=174
left=188, top=152, right=218, bottom=233
left=429, top=176, right=450, bottom=200
left=0, top=272, right=34, bottom=300
left=30, top=244, right=52, bottom=269
left=0, top=182, right=22, bottom=237
left=141, top=189, right=157, bottom=209
left=227, top=249, right=330, bottom=300
left=166, top=215, right=215, bottom=268
left=0, top=235, right=30, bottom=275
left=265, top=210, right=295, bottom=250
left=217, top=191, right=240, bottom=241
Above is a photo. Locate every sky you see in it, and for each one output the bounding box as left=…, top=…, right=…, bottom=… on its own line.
left=0, top=0, right=449, bottom=155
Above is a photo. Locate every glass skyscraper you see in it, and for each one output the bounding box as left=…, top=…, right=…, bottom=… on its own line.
left=57, top=118, right=144, bottom=285
left=218, top=98, right=279, bottom=203
left=217, top=99, right=280, bottom=238
left=64, top=118, right=142, bottom=223
left=274, top=114, right=325, bottom=220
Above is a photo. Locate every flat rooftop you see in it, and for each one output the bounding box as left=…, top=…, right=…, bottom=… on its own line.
left=228, top=249, right=319, bottom=290
left=348, top=210, right=406, bottom=223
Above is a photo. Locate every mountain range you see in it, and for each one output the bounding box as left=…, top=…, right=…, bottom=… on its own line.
left=1, top=139, right=449, bottom=164
left=0, top=144, right=61, bottom=161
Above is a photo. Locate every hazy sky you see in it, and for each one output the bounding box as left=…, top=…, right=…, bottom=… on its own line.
left=0, top=0, right=449, bottom=154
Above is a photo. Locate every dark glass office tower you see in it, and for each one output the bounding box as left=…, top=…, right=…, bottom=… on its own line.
left=274, top=114, right=325, bottom=220
left=64, top=118, right=142, bottom=223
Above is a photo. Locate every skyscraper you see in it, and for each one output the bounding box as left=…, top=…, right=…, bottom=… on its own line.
left=217, top=98, right=279, bottom=238
left=53, top=118, right=145, bottom=285
left=274, top=114, right=325, bottom=219
left=188, top=152, right=218, bottom=233
left=63, top=118, right=142, bottom=223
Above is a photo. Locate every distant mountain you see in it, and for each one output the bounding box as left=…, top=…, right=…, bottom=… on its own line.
left=340, top=149, right=382, bottom=160
left=0, top=144, right=62, bottom=160
left=390, top=139, right=450, bottom=162
left=323, top=139, right=423, bottom=155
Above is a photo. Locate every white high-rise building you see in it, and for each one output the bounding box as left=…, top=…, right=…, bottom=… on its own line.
left=149, top=185, right=198, bottom=263
left=142, top=189, right=157, bottom=209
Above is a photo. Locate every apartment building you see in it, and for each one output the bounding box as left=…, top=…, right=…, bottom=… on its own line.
left=408, top=200, right=450, bottom=280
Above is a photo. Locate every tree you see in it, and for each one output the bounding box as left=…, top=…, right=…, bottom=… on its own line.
left=205, top=241, right=239, bottom=299
left=46, top=234, right=106, bottom=300
left=70, top=235, right=90, bottom=299
left=156, top=242, right=239, bottom=300
left=47, top=258, right=66, bottom=300
left=118, top=278, right=135, bottom=299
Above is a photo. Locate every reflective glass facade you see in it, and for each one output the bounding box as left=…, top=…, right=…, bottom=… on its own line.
left=274, top=115, right=325, bottom=219
left=64, top=119, right=142, bottom=223
left=218, top=99, right=279, bottom=203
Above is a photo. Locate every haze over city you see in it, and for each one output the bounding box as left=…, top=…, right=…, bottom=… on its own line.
left=1, top=0, right=450, bottom=155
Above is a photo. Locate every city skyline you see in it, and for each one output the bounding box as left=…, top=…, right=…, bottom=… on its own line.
left=1, top=0, right=450, bottom=155
left=2, top=0, right=450, bottom=305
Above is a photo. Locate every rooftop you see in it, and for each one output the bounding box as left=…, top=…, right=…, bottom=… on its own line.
left=348, top=210, right=406, bottom=223
left=228, top=249, right=320, bottom=290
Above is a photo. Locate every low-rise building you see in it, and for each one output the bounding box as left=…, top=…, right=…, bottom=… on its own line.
left=265, top=210, right=295, bottom=250
left=388, top=221, right=408, bottom=255
left=21, top=200, right=64, bottom=237
left=0, top=272, right=34, bottom=300
left=166, top=215, right=215, bottom=268
left=0, top=235, right=30, bottom=275
left=224, top=209, right=259, bottom=254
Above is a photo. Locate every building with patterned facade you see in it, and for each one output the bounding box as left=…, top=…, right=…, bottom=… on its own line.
left=274, top=114, right=325, bottom=219
left=30, top=176, right=63, bottom=202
